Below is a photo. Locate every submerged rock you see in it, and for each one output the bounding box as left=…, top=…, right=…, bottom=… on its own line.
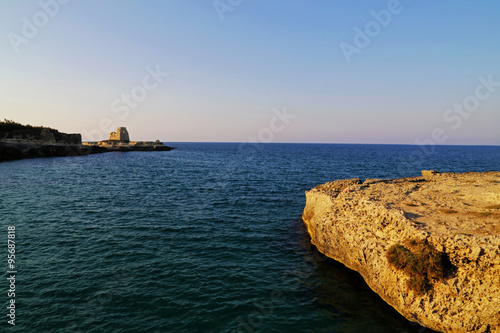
left=302, top=171, right=500, bottom=333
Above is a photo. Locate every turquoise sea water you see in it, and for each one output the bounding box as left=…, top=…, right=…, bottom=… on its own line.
left=1, top=143, right=499, bottom=333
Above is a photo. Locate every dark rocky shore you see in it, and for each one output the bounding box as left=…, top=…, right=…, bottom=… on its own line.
left=0, top=121, right=175, bottom=162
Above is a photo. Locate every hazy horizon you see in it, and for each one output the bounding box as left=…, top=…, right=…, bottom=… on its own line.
left=1, top=1, right=499, bottom=145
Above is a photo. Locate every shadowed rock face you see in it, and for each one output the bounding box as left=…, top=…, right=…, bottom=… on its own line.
left=302, top=171, right=500, bottom=333
left=0, top=128, right=82, bottom=145
left=0, top=143, right=95, bottom=160
left=0, top=127, right=86, bottom=161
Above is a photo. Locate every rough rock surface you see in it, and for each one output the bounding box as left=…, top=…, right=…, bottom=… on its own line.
left=302, top=171, right=500, bottom=333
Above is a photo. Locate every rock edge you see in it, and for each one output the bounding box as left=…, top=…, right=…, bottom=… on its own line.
left=302, top=171, right=500, bottom=333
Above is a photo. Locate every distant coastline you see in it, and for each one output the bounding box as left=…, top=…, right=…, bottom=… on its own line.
left=0, top=120, right=175, bottom=162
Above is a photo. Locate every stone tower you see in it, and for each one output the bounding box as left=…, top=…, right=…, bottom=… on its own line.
left=109, top=127, right=130, bottom=142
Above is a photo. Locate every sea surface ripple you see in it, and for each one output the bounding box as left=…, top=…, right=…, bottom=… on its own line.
left=1, top=143, right=499, bottom=332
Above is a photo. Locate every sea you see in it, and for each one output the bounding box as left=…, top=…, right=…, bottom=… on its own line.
left=1, top=143, right=499, bottom=333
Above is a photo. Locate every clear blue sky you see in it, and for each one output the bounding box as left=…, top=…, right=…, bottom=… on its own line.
left=1, top=0, right=499, bottom=144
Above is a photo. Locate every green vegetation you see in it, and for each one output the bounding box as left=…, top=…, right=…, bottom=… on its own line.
left=387, top=239, right=451, bottom=295
left=0, top=119, right=55, bottom=132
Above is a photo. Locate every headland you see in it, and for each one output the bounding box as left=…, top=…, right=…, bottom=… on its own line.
left=82, top=127, right=174, bottom=152
left=0, top=121, right=175, bottom=162
left=302, top=171, right=500, bottom=333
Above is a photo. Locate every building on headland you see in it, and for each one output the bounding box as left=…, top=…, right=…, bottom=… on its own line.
left=109, top=127, right=130, bottom=142
left=81, top=127, right=174, bottom=152
left=0, top=122, right=174, bottom=162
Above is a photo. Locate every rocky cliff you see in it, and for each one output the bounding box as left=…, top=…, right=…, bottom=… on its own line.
left=302, top=171, right=500, bottom=333
left=0, top=122, right=175, bottom=162
left=0, top=125, right=89, bottom=161
left=0, top=142, right=96, bottom=161
left=0, top=127, right=82, bottom=145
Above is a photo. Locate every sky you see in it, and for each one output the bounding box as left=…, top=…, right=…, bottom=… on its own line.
left=0, top=0, right=499, bottom=144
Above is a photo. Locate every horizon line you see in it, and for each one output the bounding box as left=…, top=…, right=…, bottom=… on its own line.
left=130, top=141, right=500, bottom=147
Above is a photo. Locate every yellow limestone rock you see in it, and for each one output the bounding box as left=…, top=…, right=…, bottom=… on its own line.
left=302, top=171, right=500, bottom=333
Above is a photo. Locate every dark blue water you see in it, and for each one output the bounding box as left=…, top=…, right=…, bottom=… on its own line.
left=1, top=143, right=499, bottom=332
